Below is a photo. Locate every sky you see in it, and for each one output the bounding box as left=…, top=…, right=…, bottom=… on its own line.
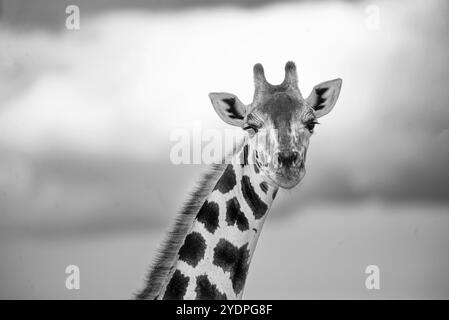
left=0, top=0, right=448, bottom=299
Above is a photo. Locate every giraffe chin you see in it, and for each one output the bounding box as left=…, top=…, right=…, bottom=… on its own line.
left=268, top=165, right=306, bottom=189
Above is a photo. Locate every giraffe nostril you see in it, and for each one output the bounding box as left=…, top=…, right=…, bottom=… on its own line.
left=293, top=151, right=301, bottom=166
left=276, top=153, right=283, bottom=168
left=273, top=150, right=302, bottom=168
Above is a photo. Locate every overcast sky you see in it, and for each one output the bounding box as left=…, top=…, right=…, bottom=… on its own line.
left=1, top=0, right=448, bottom=236
left=1, top=0, right=449, bottom=300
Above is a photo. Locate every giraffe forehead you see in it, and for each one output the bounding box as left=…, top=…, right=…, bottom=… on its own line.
left=255, top=93, right=307, bottom=128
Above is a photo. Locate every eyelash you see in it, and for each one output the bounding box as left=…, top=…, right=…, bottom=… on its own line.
left=244, top=121, right=317, bottom=133
left=306, top=120, right=319, bottom=132
left=243, top=124, right=259, bottom=133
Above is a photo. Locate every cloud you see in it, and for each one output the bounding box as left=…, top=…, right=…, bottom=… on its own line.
left=1, top=0, right=449, bottom=237
left=0, top=0, right=309, bottom=32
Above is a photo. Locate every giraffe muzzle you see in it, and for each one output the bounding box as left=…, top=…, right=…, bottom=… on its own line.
left=272, top=150, right=302, bottom=169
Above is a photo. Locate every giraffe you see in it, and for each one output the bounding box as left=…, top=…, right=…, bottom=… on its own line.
left=136, top=61, right=342, bottom=300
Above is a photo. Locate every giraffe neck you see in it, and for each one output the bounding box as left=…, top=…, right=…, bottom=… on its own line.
left=159, top=143, right=278, bottom=300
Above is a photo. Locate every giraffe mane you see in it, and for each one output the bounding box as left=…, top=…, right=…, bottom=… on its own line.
left=135, top=139, right=245, bottom=299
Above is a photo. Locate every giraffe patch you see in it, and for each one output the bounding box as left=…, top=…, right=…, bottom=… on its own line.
left=259, top=181, right=268, bottom=194
left=212, top=239, right=251, bottom=294
left=254, top=150, right=261, bottom=173
left=225, top=197, right=249, bottom=231
left=240, top=145, right=249, bottom=167
left=196, top=200, right=220, bottom=234
left=253, top=163, right=260, bottom=174
left=162, top=269, right=189, bottom=300
left=214, top=165, right=236, bottom=194
left=178, top=232, right=206, bottom=267
left=195, top=274, right=227, bottom=300
left=241, top=175, right=268, bottom=219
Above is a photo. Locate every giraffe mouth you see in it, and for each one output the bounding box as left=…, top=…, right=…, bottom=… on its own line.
left=268, top=164, right=305, bottom=189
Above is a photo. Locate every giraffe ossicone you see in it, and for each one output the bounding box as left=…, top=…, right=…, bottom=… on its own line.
left=136, top=61, right=342, bottom=300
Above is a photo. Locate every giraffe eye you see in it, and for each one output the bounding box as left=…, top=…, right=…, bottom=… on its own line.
left=306, top=120, right=319, bottom=132
left=243, top=124, right=259, bottom=134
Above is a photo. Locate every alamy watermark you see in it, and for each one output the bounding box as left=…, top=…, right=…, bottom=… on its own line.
left=65, top=265, right=80, bottom=290
left=365, top=265, right=380, bottom=290
left=169, top=122, right=277, bottom=165
left=65, top=5, right=80, bottom=30
left=365, top=5, right=381, bottom=30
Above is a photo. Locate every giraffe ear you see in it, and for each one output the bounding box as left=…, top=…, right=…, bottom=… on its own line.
left=209, top=92, right=247, bottom=127
left=306, top=79, right=342, bottom=118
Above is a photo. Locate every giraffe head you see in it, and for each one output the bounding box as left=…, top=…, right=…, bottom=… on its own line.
left=209, top=61, right=342, bottom=189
